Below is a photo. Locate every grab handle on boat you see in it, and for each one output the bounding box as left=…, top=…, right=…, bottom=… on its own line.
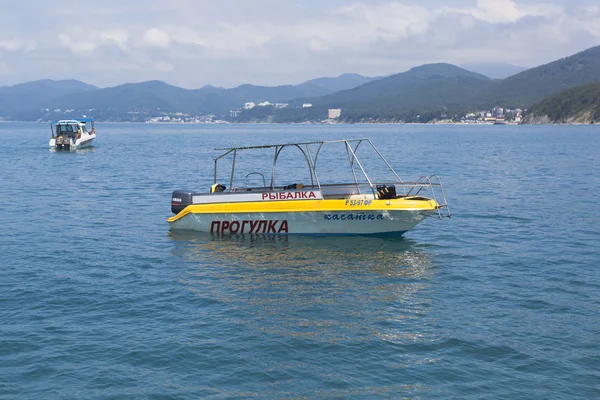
left=245, top=172, right=266, bottom=188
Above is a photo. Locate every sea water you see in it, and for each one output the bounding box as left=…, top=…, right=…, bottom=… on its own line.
left=1, top=123, right=599, bottom=399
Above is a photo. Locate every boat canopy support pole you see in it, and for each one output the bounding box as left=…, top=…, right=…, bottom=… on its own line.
left=213, top=149, right=234, bottom=185
left=229, top=149, right=237, bottom=191
left=293, top=144, right=315, bottom=188
left=270, top=144, right=316, bottom=189
left=349, top=140, right=362, bottom=169
left=213, top=159, right=217, bottom=184
left=367, top=139, right=405, bottom=193
left=345, top=141, right=375, bottom=196
left=305, top=144, right=321, bottom=190
left=270, top=146, right=279, bottom=189
left=313, top=143, right=325, bottom=172
left=345, top=141, right=361, bottom=193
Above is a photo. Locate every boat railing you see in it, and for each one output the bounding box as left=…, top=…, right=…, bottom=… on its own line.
left=339, top=179, right=450, bottom=218
left=404, top=175, right=451, bottom=219
left=225, top=179, right=449, bottom=217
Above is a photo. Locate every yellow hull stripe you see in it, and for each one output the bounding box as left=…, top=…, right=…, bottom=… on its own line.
left=168, top=197, right=438, bottom=223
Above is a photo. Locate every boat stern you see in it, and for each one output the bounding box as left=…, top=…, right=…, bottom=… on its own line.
left=50, top=135, right=74, bottom=150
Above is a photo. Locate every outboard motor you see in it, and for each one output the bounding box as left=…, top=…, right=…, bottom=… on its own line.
left=171, top=190, right=197, bottom=214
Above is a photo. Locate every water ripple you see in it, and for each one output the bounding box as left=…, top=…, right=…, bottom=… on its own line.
left=1, top=123, right=599, bottom=399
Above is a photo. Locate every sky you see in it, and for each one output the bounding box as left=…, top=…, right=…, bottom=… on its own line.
left=0, top=0, right=599, bottom=88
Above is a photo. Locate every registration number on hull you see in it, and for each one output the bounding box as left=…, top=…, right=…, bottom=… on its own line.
left=345, top=199, right=373, bottom=206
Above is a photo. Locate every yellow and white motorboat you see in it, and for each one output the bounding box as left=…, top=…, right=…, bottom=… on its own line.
left=168, top=139, right=450, bottom=235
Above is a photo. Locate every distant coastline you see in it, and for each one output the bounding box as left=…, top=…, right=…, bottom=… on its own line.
left=3, top=119, right=596, bottom=126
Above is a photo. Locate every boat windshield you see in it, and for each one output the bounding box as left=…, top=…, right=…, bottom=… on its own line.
left=57, top=123, right=87, bottom=133
left=57, top=124, right=77, bottom=133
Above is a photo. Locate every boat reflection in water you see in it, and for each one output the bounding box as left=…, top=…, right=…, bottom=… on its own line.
left=168, top=232, right=439, bottom=346
left=168, top=232, right=435, bottom=278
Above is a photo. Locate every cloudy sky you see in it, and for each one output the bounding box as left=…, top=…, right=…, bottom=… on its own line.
left=0, top=0, right=599, bottom=88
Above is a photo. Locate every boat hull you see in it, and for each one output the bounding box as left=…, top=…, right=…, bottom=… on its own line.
left=49, top=133, right=96, bottom=151
left=168, top=198, right=438, bottom=235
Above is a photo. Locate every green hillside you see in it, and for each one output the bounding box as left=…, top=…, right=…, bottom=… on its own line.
left=267, top=46, right=600, bottom=122
left=273, top=64, right=492, bottom=122
left=295, top=46, right=600, bottom=119
left=524, top=82, right=600, bottom=123
left=474, top=45, right=600, bottom=108
left=307, top=63, right=491, bottom=108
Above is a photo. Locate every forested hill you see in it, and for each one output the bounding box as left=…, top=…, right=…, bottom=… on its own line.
left=284, top=63, right=493, bottom=122
left=474, top=45, right=600, bottom=109
left=523, top=82, right=600, bottom=124
left=268, top=45, right=600, bottom=123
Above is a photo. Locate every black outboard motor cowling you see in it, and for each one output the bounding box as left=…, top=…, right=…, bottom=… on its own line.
left=171, top=190, right=196, bottom=214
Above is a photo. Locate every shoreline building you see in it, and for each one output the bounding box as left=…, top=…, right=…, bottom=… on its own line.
left=328, top=109, right=342, bottom=119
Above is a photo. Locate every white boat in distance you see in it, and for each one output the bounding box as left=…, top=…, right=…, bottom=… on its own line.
left=49, top=118, right=96, bottom=150
left=169, top=139, right=451, bottom=236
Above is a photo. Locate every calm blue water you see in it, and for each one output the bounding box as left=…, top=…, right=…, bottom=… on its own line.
left=1, top=123, right=599, bottom=399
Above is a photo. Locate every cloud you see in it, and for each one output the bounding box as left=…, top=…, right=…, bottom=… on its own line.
left=100, top=30, right=130, bottom=51
left=58, top=33, right=98, bottom=54
left=155, top=61, right=174, bottom=72
left=0, top=37, right=36, bottom=52
left=141, top=28, right=171, bottom=48
left=333, top=3, right=430, bottom=41
left=0, top=38, right=24, bottom=52
left=458, top=0, right=564, bottom=23
left=470, top=0, right=525, bottom=23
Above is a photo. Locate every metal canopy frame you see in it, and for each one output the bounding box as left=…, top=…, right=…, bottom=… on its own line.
left=212, top=139, right=402, bottom=196
left=209, top=138, right=450, bottom=219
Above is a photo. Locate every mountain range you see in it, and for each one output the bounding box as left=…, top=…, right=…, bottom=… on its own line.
left=0, top=73, right=378, bottom=121
left=1, top=45, right=599, bottom=122
left=275, top=45, right=600, bottom=122
left=288, top=64, right=491, bottom=114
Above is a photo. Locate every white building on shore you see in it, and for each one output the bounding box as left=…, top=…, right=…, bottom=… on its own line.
left=328, top=109, right=342, bottom=119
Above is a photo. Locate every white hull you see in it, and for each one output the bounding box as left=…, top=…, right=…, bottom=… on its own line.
left=49, top=133, right=96, bottom=151
left=169, top=209, right=434, bottom=235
